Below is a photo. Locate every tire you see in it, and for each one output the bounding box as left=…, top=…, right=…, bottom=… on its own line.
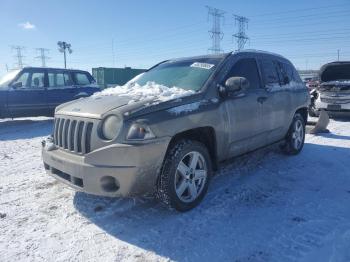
left=282, top=113, right=306, bottom=155
left=157, top=139, right=212, bottom=212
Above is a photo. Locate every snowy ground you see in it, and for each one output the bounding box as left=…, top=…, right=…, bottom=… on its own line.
left=1, top=117, right=350, bottom=262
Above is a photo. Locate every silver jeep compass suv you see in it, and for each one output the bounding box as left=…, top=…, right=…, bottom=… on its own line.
left=42, top=50, right=309, bottom=211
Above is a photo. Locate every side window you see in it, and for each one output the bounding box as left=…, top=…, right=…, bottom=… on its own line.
left=48, top=72, right=73, bottom=87
left=280, top=63, right=303, bottom=84
left=12, top=72, right=30, bottom=88
left=30, top=72, right=45, bottom=88
left=292, top=67, right=303, bottom=83
left=225, top=58, right=261, bottom=89
left=74, top=73, right=91, bottom=86
left=64, top=73, right=73, bottom=86
left=259, top=59, right=280, bottom=87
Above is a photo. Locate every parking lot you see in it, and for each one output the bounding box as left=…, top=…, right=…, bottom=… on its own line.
left=1, top=117, right=349, bottom=261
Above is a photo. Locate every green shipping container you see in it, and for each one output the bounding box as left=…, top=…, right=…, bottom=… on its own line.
left=92, top=67, right=146, bottom=89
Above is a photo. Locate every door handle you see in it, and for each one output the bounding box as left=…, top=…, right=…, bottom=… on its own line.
left=257, top=96, right=268, bottom=104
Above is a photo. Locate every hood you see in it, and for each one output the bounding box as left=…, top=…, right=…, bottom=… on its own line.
left=320, top=62, right=350, bottom=82
left=56, top=82, right=197, bottom=119
left=56, top=95, right=150, bottom=118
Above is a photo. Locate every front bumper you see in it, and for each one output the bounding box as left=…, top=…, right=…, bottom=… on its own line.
left=42, top=137, right=171, bottom=197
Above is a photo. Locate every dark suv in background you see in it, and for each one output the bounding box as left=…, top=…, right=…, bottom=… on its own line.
left=0, top=67, right=100, bottom=118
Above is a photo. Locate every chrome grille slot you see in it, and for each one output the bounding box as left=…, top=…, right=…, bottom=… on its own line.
left=68, top=120, right=77, bottom=151
left=53, top=117, right=94, bottom=154
left=77, top=121, right=84, bottom=153
left=85, top=123, right=93, bottom=153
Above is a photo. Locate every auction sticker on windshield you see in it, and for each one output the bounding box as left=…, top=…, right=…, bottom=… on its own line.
left=190, top=62, right=215, bottom=70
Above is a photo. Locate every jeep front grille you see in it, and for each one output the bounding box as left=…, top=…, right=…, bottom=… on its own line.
left=54, top=117, right=93, bottom=154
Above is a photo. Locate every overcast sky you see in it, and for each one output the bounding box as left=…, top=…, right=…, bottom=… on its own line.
left=0, top=0, right=349, bottom=76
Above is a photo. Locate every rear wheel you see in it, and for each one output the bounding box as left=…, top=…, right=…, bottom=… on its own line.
left=157, top=140, right=212, bottom=212
left=282, top=113, right=305, bottom=155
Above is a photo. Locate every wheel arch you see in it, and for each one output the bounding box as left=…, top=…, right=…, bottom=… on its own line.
left=166, top=126, right=218, bottom=171
left=295, top=107, right=308, bottom=124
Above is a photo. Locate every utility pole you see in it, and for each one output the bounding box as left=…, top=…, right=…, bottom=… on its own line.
left=337, top=49, right=340, bottom=61
left=35, top=48, right=50, bottom=67
left=11, top=46, right=25, bottom=69
left=233, top=14, right=249, bottom=51
left=5, top=64, right=9, bottom=72
left=206, top=6, right=225, bottom=54
left=57, top=41, right=72, bottom=68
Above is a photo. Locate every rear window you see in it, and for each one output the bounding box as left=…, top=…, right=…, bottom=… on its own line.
left=74, top=72, right=91, bottom=85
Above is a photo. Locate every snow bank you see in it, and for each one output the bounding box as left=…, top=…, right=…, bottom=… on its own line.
left=92, top=81, right=194, bottom=104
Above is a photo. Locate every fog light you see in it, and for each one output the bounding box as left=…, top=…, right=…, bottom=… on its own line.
left=100, top=176, right=120, bottom=192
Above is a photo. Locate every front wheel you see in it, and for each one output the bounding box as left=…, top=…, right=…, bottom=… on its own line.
left=282, top=113, right=306, bottom=155
left=157, top=140, right=212, bottom=212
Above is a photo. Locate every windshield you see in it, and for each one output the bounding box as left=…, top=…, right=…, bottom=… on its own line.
left=0, top=70, right=20, bottom=87
left=135, top=58, right=222, bottom=91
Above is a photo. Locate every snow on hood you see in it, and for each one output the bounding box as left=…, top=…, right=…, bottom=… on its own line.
left=92, top=81, right=195, bottom=104
left=56, top=81, right=197, bottom=118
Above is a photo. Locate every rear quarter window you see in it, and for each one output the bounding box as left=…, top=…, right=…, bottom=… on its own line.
left=74, top=72, right=91, bottom=85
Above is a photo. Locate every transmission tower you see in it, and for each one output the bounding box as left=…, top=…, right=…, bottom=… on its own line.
left=233, top=14, right=249, bottom=51
left=11, top=46, right=25, bottom=69
left=206, top=6, right=225, bottom=54
left=35, top=48, right=50, bottom=67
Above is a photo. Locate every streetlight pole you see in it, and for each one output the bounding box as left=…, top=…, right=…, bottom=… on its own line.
left=57, top=41, right=72, bottom=69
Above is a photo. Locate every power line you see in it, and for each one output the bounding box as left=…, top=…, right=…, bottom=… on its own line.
left=35, top=48, right=50, bottom=67
left=206, top=6, right=225, bottom=54
left=11, top=46, right=25, bottom=69
left=233, top=14, right=249, bottom=51
left=250, top=3, right=350, bottom=17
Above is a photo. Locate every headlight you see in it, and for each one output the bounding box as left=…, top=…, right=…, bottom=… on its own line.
left=127, top=123, right=155, bottom=140
left=101, top=115, right=122, bottom=140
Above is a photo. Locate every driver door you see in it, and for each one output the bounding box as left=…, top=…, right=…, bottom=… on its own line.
left=7, top=69, right=48, bottom=117
left=222, top=56, right=266, bottom=157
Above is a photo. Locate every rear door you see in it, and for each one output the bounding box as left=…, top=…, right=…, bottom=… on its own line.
left=222, top=55, right=266, bottom=156
left=7, top=69, right=48, bottom=117
left=258, top=57, right=292, bottom=143
left=72, top=71, right=100, bottom=97
left=46, top=70, right=79, bottom=113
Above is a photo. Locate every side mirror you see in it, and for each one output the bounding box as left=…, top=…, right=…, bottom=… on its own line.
left=225, top=76, right=249, bottom=93
left=12, top=82, right=22, bottom=89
